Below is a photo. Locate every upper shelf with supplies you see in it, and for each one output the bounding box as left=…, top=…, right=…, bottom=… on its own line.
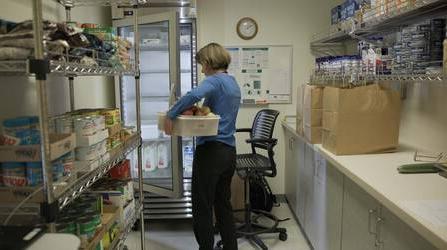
left=311, top=0, right=447, bottom=46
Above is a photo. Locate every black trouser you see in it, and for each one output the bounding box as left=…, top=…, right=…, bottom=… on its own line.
left=192, top=141, right=238, bottom=250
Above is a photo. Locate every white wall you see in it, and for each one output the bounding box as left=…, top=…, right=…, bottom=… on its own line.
left=196, top=0, right=334, bottom=194
left=399, top=83, right=447, bottom=153
left=0, top=1, right=114, bottom=121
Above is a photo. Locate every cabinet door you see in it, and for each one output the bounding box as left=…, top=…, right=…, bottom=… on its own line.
left=380, top=207, right=436, bottom=250
left=284, top=130, right=297, bottom=214
left=324, top=161, right=344, bottom=250
left=303, top=143, right=316, bottom=247
left=307, top=150, right=326, bottom=250
left=341, top=178, right=379, bottom=250
left=296, top=138, right=306, bottom=224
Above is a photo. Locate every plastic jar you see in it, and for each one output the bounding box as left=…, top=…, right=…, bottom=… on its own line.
left=2, top=162, right=26, bottom=187
left=26, top=162, right=43, bottom=186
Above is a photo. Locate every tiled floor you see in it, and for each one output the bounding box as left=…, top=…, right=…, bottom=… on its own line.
left=124, top=203, right=311, bottom=250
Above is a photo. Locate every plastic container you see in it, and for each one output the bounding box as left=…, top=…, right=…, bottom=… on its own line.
left=26, top=162, right=43, bottom=186
left=157, top=112, right=220, bottom=136
left=2, top=162, right=26, bottom=187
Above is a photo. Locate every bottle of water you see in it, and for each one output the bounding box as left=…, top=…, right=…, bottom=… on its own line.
left=183, top=144, right=193, bottom=174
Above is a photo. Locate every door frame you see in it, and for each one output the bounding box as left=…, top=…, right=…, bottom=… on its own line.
left=113, top=11, right=183, bottom=198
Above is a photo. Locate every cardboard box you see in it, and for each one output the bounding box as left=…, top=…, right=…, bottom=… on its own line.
left=322, top=84, right=401, bottom=155
left=0, top=187, right=44, bottom=203
left=296, top=115, right=303, bottom=136
left=122, top=199, right=136, bottom=227
left=304, top=108, right=323, bottom=127
left=76, top=129, right=109, bottom=147
left=304, top=125, right=322, bottom=144
left=303, top=85, right=323, bottom=109
left=303, top=85, right=324, bottom=143
left=0, top=133, right=75, bottom=162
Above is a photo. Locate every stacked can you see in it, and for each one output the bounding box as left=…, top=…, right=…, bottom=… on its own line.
left=100, top=108, right=122, bottom=150
left=392, top=19, right=445, bottom=74
left=56, top=193, right=103, bottom=242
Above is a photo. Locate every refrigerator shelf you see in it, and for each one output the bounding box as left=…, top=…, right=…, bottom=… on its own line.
left=0, top=60, right=135, bottom=77
left=56, top=133, right=141, bottom=210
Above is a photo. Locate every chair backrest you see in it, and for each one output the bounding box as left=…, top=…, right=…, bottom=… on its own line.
left=250, top=109, right=280, bottom=151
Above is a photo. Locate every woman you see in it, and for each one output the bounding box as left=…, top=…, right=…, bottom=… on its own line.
left=164, top=42, right=241, bottom=250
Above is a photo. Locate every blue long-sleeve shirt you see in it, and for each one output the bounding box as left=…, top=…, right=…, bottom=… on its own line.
left=167, top=73, right=241, bottom=147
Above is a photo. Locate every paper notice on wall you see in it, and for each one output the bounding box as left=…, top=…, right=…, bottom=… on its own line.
left=227, top=47, right=240, bottom=74
left=240, top=73, right=267, bottom=104
left=401, top=200, right=447, bottom=227
left=241, top=48, right=269, bottom=71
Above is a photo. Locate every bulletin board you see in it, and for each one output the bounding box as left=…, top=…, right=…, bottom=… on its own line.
left=226, top=45, right=293, bottom=104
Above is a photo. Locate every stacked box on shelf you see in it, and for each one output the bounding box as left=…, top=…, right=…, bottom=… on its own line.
left=89, top=178, right=135, bottom=228
left=0, top=116, right=76, bottom=188
left=303, top=85, right=324, bottom=144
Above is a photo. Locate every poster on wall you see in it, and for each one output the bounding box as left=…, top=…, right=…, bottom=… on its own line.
left=226, top=45, right=292, bottom=104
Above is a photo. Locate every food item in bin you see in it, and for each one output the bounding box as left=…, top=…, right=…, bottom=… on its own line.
left=181, top=105, right=213, bottom=116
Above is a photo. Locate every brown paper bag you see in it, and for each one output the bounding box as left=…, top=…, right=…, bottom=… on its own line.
left=322, top=84, right=401, bottom=155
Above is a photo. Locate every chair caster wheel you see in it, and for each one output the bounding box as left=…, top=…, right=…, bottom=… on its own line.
left=279, top=232, right=287, bottom=241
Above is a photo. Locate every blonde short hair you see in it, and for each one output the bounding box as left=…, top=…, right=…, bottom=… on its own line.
left=196, top=43, right=231, bottom=70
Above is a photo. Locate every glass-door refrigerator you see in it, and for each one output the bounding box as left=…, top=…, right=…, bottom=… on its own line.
left=114, top=12, right=197, bottom=219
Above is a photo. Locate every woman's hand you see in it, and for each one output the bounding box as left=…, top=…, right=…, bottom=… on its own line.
left=164, top=117, right=173, bottom=135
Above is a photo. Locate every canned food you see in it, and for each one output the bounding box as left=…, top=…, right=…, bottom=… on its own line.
left=74, top=117, right=97, bottom=136
left=26, top=162, right=43, bottom=186
left=55, top=116, right=73, bottom=134
left=75, top=140, right=107, bottom=161
left=100, top=109, right=121, bottom=127
left=78, top=218, right=97, bottom=241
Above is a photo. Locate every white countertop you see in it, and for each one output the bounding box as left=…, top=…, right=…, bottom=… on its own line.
left=282, top=120, right=447, bottom=249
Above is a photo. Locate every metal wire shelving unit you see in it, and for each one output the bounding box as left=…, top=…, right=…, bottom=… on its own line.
left=0, top=0, right=145, bottom=249
left=310, top=0, right=447, bottom=46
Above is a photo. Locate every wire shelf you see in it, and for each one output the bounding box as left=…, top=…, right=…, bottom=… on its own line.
left=56, top=0, right=147, bottom=7
left=0, top=60, right=135, bottom=76
left=310, top=72, right=444, bottom=85
left=57, top=133, right=141, bottom=210
left=414, top=151, right=447, bottom=164
left=310, top=0, right=447, bottom=46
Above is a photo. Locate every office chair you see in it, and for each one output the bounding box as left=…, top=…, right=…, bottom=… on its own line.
left=216, top=109, right=287, bottom=250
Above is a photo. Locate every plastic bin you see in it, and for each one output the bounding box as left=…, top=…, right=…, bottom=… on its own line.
left=158, top=112, right=220, bottom=136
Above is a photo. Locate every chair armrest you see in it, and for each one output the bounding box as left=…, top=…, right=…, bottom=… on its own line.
left=236, top=128, right=252, bottom=133
left=245, top=138, right=277, bottom=144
